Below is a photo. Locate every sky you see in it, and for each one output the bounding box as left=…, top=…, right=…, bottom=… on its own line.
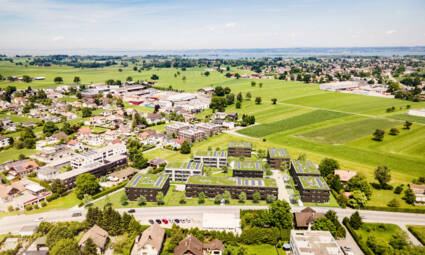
left=0, top=0, right=425, bottom=51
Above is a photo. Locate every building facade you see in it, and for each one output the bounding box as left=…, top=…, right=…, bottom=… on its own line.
left=178, top=128, right=206, bottom=143
left=125, top=174, right=170, bottom=202
left=164, top=161, right=203, bottom=182
left=227, top=141, right=252, bottom=157
left=193, top=151, right=227, bottom=168
left=232, top=160, right=264, bottom=178
left=267, top=148, right=291, bottom=169
left=165, top=122, right=190, bottom=135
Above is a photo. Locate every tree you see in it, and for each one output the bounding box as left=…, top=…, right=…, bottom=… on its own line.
left=255, top=97, right=262, bottom=104
left=266, top=194, right=276, bottom=203
left=312, top=217, right=337, bottom=236
left=54, top=76, right=63, bottom=84
left=271, top=98, right=277, bottom=104
left=61, top=122, right=73, bottom=135
left=214, top=194, right=222, bottom=204
left=253, top=191, right=261, bottom=203
left=239, top=192, right=246, bottom=203
left=266, top=200, right=293, bottom=229
left=82, top=194, right=93, bottom=206
left=403, top=188, right=416, bottom=204
left=328, top=175, right=343, bottom=193
left=204, top=71, right=210, bottom=77
left=22, top=75, right=32, bottom=83
left=50, top=239, right=80, bottom=255
left=404, top=121, right=412, bottom=130
left=389, top=231, right=408, bottom=250
left=246, top=92, right=251, bottom=100
left=214, top=86, right=225, bottom=96
left=389, top=128, right=399, bottom=136
left=151, top=74, right=159, bottom=80
left=133, top=153, right=148, bottom=169
left=236, top=101, right=241, bottom=109
left=82, top=238, right=97, bottom=255
left=120, top=193, right=128, bottom=205
left=43, top=121, right=58, bottom=136
left=226, top=93, right=235, bottom=105
left=373, top=129, right=385, bottom=141
left=137, top=195, right=147, bottom=206
left=156, top=192, right=164, bottom=205
left=46, top=225, right=73, bottom=248
left=179, top=191, right=186, bottom=204
left=51, top=179, right=66, bottom=195
left=81, top=107, right=92, bottom=118
left=198, top=192, right=205, bottom=204
left=387, top=198, right=400, bottom=207
left=346, top=174, right=372, bottom=198
left=318, top=158, right=339, bottom=177
left=209, top=96, right=227, bottom=111
left=223, top=190, right=231, bottom=204
left=126, top=76, right=133, bottom=82
left=349, top=211, right=363, bottom=230
left=75, top=173, right=100, bottom=200
left=180, top=141, right=191, bottom=154
left=237, top=92, right=243, bottom=102
left=374, top=165, right=391, bottom=188
left=347, top=190, right=368, bottom=209
left=73, top=76, right=80, bottom=84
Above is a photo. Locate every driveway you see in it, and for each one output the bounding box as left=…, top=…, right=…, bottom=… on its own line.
left=271, top=170, right=289, bottom=202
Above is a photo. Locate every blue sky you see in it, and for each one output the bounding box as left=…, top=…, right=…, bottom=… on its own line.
left=0, top=0, right=424, bottom=50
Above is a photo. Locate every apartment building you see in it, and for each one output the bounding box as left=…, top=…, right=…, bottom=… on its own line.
left=232, top=160, right=264, bottom=178
left=71, top=143, right=127, bottom=169
left=178, top=128, right=206, bottom=143
left=125, top=174, right=170, bottom=202
left=165, top=122, right=190, bottom=135
left=193, top=151, right=228, bottom=168
left=186, top=176, right=278, bottom=200
left=227, top=141, right=252, bottom=158
left=164, top=161, right=203, bottom=182
left=0, top=136, right=10, bottom=148
left=195, top=123, right=222, bottom=136
left=267, top=148, right=291, bottom=169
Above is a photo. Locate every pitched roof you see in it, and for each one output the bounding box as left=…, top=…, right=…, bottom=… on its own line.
left=10, top=161, right=39, bottom=173
left=294, top=207, right=325, bottom=228
left=78, top=127, right=92, bottom=135
left=203, top=239, right=224, bottom=251
left=134, top=223, right=165, bottom=252
left=334, top=170, right=357, bottom=182
left=79, top=225, right=109, bottom=249
left=52, top=132, right=68, bottom=139
left=110, top=167, right=138, bottom=179
left=174, top=235, right=203, bottom=255
left=409, top=184, right=425, bottom=194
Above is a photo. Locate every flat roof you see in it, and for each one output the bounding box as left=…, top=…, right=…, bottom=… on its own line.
left=166, top=161, right=203, bottom=170
left=292, top=160, right=320, bottom=175
left=233, top=160, right=263, bottom=171
left=194, top=151, right=227, bottom=157
left=298, top=176, right=329, bottom=190
left=228, top=141, right=252, bottom=149
left=126, top=173, right=169, bottom=189
left=268, top=148, right=290, bottom=158
left=187, top=176, right=276, bottom=187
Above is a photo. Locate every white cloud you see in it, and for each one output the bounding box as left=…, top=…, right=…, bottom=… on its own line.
left=206, top=26, right=216, bottom=31
left=225, top=22, right=236, bottom=28
left=53, top=36, right=64, bottom=41
left=386, top=30, right=396, bottom=35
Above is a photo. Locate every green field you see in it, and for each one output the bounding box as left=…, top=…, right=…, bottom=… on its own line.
left=408, top=225, right=425, bottom=245
left=0, top=148, right=39, bottom=164
left=298, top=118, right=400, bottom=144
left=353, top=223, right=407, bottom=252
left=238, top=110, right=348, bottom=137
left=390, top=113, right=425, bottom=124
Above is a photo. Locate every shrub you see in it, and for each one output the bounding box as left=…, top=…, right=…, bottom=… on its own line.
left=394, top=185, right=403, bottom=194
left=46, top=192, right=59, bottom=202
left=41, top=201, right=47, bottom=207
left=33, top=204, right=39, bottom=209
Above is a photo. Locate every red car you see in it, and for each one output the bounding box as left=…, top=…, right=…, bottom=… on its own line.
left=162, top=219, right=169, bottom=224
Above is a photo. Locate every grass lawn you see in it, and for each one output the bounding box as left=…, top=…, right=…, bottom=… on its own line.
left=303, top=192, right=340, bottom=208
left=366, top=188, right=421, bottom=209
left=0, top=148, right=39, bottom=164
left=353, top=223, right=406, bottom=245
left=226, top=244, right=284, bottom=255
left=26, top=191, right=80, bottom=214
left=407, top=225, right=425, bottom=245
left=92, top=185, right=268, bottom=209
left=298, top=118, right=399, bottom=145
left=238, top=110, right=348, bottom=137
left=0, top=113, right=42, bottom=123
left=390, top=113, right=425, bottom=124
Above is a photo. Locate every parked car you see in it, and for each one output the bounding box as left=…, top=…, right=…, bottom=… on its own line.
left=34, top=217, right=45, bottom=222
left=186, top=218, right=191, bottom=223
left=155, top=219, right=162, bottom=224
left=181, top=219, right=186, bottom=223
left=148, top=219, right=155, bottom=224
left=174, top=219, right=180, bottom=223
left=72, top=212, right=82, bottom=217
left=162, top=219, right=169, bottom=224
left=128, top=209, right=136, bottom=213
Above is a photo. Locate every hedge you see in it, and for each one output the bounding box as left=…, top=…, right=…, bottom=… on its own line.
left=407, top=226, right=425, bottom=246
left=91, top=180, right=129, bottom=200
left=342, top=217, right=374, bottom=255
left=363, top=206, right=425, bottom=214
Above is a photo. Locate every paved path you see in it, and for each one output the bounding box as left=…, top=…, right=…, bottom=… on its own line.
left=400, top=224, right=423, bottom=246
left=271, top=170, right=289, bottom=202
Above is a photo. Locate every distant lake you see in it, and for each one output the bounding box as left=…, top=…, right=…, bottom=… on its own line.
left=3, top=47, right=425, bottom=58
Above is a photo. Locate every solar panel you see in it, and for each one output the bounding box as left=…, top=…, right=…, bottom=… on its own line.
left=316, top=178, right=324, bottom=188
left=238, top=179, right=242, bottom=185
left=244, top=180, right=249, bottom=185
left=251, top=180, right=255, bottom=186
left=237, top=161, right=241, bottom=169
left=255, top=162, right=260, bottom=169
left=195, top=162, right=200, bottom=169
left=154, top=177, right=164, bottom=187
left=258, top=180, right=264, bottom=186
left=131, top=176, right=141, bottom=186
left=187, top=161, right=192, bottom=169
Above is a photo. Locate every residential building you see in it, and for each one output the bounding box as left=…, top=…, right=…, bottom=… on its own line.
left=296, top=176, right=330, bottom=203
left=126, top=174, right=170, bottom=202
left=232, top=160, right=264, bottom=178
left=174, top=235, right=223, bottom=255
left=289, top=160, right=320, bottom=177
left=227, top=141, right=252, bottom=157
left=294, top=207, right=325, bottom=228
left=178, top=128, right=206, bottom=143
left=267, top=148, right=291, bottom=169
left=165, top=122, right=190, bottom=135
left=186, top=176, right=278, bottom=200
left=109, top=167, right=138, bottom=182
left=195, top=123, right=221, bottom=136
left=147, top=158, right=167, bottom=169
left=79, top=225, right=109, bottom=254
left=290, top=230, right=344, bottom=255
left=334, top=170, right=357, bottom=185
left=131, top=223, right=165, bottom=255
left=9, top=160, right=39, bottom=177
left=164, top=161, right=203, bottom=182
left=0, top=135, right=10, bottom=147
left=37, top=166, right=60, bottom=180
left=0, top=182, right=25, bottom=202
left=409, top=184, right=425, bottom=203
left=71, top=143, right=127, bottom=169
left=193, top=151, right=227, bottom=168
left=145, top=113, right=165, bottom=125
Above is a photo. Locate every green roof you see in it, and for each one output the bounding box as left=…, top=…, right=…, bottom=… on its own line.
left=194, top=150, right=228, bottom=157
left=292, top=160, right=319, bottom=175
left=166, top=161, right=204, bottom=170
left=187, top=176, right=276, bottom=187
left=232, top=160, right=264, bottom=171
left=268, top=148, right=290, bottom=158
left=228, top=141, right=252, bottom=148
left=298, top=176, right=329, bottom=190
left=126, top=173, right=168, bottom=188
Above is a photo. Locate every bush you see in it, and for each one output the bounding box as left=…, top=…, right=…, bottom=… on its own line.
left=91, top=180, right=128, bottom=200
left=343, top=218, right=374, bottom=255
left=46, top=192, right=59, bottom=202
left=25, top=204, right=33, bottom=211
left=33, top=204, right=39, bottom=209
left=41, top=201, right=47, bottom=207
left=394, top=185, right=403, bottom=194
